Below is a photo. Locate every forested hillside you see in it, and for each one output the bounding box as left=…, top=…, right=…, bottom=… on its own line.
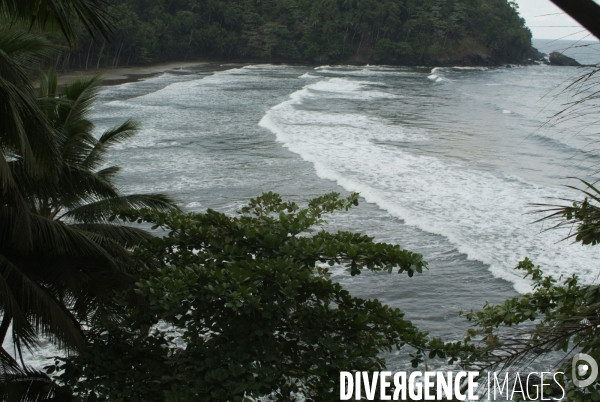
left=59, top=0, right=533, bottom=69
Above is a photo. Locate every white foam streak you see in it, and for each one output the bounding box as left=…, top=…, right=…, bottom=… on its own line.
left=259, top=77, right=600, bottom=294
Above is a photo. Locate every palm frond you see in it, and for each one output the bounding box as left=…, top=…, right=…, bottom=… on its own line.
left=82, top=119, right=140, bottom=171
left=37, top=71, right=58, bottom=100
left=0, top=0, right=115, bottom=44
left=70, top=223, right=153, bottom=247
left=0, top=363, right=65, bottom=402
left=52, top=164, right=121, bottom=211
left=0, top=157, right=34, bottom=249
left=0, top=28, right=61, bottom=182
left=59, top=75, right=102, bottom=130
left=95, top=165, right=120, bottom=182
left=0, top=255, right=37, bottom=350
left=0, top=75, right=57, bottom=180
left=59, top=194, right=179, bottom=224
left=25, top=213, right=122, bottom=259
left=60, top=131, right=97, bottom=166
left=0, top=28, right=63, bottom=76
left=532, top=178, right=600, bottom=245
left=98, top=119, right=141, bottom=147
left=0, top=252, right=85, bottom=354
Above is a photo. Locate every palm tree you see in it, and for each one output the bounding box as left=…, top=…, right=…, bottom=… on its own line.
left=0, top=2, right=158, bottom=398
left=0, top=27, right=62, bottom=218
left=0, top=0, right=116, bottom=201
left=0, top=73, right=178, bottom=400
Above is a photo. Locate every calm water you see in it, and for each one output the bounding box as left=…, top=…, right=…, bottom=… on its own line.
left=13, top=40, right=600, bottom=371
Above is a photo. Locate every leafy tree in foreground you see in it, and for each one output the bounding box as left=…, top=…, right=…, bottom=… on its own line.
left=49, top=192, right=470, bottom=401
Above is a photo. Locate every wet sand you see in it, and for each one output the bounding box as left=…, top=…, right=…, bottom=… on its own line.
left=50, top=61, right=207, bottom=86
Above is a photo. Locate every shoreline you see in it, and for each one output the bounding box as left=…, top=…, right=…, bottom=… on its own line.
left=51, top=61, right=210, bottom=86
left=49, top=56, right=573, bottom=88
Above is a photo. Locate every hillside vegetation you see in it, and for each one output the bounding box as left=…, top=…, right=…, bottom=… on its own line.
left=60, top=0, right=533, bottom=69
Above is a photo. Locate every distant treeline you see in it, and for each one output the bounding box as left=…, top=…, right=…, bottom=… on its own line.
left=58, top=0, right=533, bottom=69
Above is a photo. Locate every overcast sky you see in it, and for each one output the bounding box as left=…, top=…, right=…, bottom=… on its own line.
left=515, top=0, right=597, bottom=40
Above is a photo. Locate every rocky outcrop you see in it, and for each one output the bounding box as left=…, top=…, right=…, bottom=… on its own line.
left=549, top=52, right=581, bottom=66
left=526, top=47, right=547, bottom=64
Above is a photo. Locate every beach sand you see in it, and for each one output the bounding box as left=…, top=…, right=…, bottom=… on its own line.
left=48, top=61, right=207, bottom=86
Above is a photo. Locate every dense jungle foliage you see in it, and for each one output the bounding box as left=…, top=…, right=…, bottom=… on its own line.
left=57, top=0, right=534, bottom=69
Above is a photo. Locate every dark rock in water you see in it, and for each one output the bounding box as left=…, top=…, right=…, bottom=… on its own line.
left=549, top=52, right=581, bottom=66
left=527, top=47, right=547, bottom=63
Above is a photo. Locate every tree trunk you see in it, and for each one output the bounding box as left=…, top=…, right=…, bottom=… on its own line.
left=356, top=34, right=363, bottom=55
left=112, top=41, right=121, bottom=68
left=114, top=41, right=123, bottom=68
left=185, top=29, right=194, bottom=61
left=96, top=40, right=105, bottom=69
left=85, top=42, right=93, bottom=70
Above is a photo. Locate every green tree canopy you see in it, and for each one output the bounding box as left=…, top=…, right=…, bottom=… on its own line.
left=57, top=0, right=533, bottom=70
left=47, top=192, right=469, bottom=401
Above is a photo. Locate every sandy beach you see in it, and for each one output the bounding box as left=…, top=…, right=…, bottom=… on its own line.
left=50, top=61, right=207, bottom=86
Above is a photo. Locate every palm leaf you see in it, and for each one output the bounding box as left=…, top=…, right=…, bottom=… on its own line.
left=59, top=194, right=179, bottom=224
left=81, top=119, right=141, bottom=171
left=70, top=223, right=154, bottom=247
left=95, top=165, right=120, bottom=181
left=0, top=252, right=85, bottom=354
left=37, top=71, right=58, bottom=100
left=59, top=75, right=102, bottom=131
left=0, top=364, right=65, bottom=402
left=0, top=28, right=61, bottom=187
left=46, top=164, right=120, bottom=213
left=0, top=75, right=57, bottom=180
left=0, top=0, right=115, bottom=44
left=532, top=179, right=600, bottom=245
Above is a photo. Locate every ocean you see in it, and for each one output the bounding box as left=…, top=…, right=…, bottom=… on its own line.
left=14, top=40, right=600, bottom=371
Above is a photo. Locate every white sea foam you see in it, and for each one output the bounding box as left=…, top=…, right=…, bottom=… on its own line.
left=259, top=77, right=600, bottom=294
left=428, top=67, right=444, bottom=81
left=315, top=67, right=419, bottom=78
left=451, top=66, right=489, bottom=71
left=305, top=78, right=399, bottom=99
